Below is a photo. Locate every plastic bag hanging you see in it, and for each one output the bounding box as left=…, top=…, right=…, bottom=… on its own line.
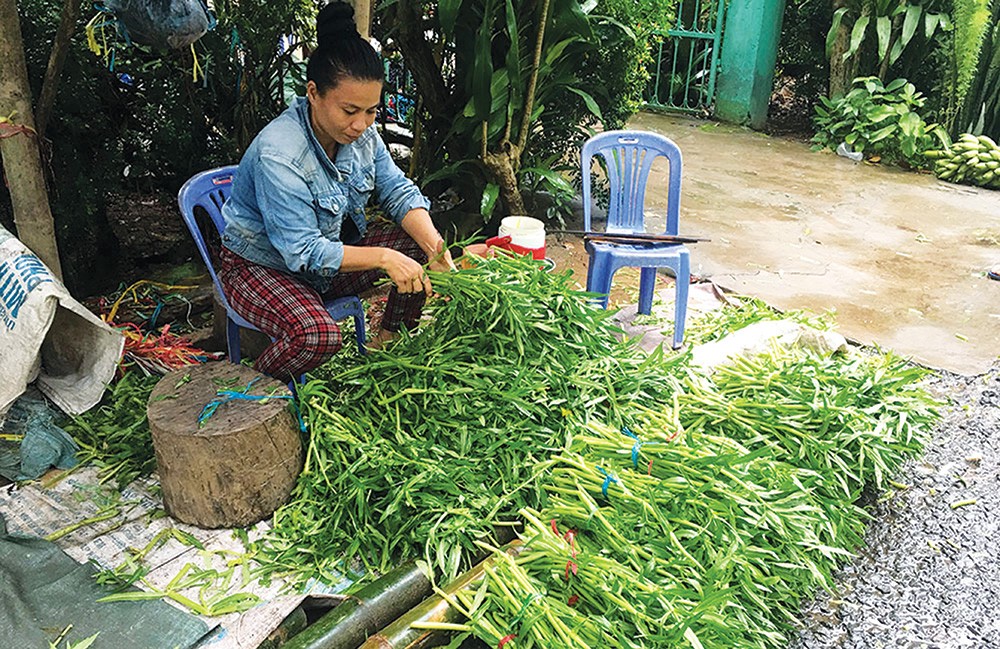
left=100, top=0, right=215, bottom=50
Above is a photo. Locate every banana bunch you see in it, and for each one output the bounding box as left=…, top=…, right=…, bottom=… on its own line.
left=925, top=133, right=1000, bottom=189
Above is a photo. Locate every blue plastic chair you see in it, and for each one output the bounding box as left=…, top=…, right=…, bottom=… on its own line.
left=177, top=166, right=367, bottom=365
left=582, top=130, right=690, bottom=348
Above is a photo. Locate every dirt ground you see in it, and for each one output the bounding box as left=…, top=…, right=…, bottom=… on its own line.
left=605, top=111, right=1000, bottom=376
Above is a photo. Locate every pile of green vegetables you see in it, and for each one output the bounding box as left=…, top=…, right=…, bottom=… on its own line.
left=442, top=349, right=937, bottom=648
left=62, top=372, right=160, bottom=488
left=260, top=254, right=686, bottom=583
left=926, top=133, right=1000, bottom=188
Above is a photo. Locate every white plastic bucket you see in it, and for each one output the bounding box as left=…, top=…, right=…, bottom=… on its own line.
left=499, top=216, right=546, bottom=249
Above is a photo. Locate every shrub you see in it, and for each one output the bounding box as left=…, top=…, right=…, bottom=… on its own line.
left=811, top=76, right=949, bottom=167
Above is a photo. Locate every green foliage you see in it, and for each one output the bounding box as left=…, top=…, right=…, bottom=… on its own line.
left=9, top=0, right=311, bottom=295
left=259, top=253, right=686, bottom=584
left=941, top=0, right=993, bottom=135
left=387, top=0, right=641, bottom=223
left=812, top=76, right=948, bottom=166
left=63, top=372, right=160, bottom=488
left=534, top=0, right=653, bottom=154
left=956, top=10, right=1000, bottom=140
left=826, top=0, right=951, bottom=76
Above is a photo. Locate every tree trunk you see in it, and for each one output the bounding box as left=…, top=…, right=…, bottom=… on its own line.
left=349, top=0, right=372, bottom=39
left=0, top=0, right=63, bottom=279
left=36, top=0, right=83, bottom=139
left=148, top=362, right=302, bottom=529
left=482, top=143, right=526, bottom=215
left=385, top=0, right=455, bottom=181
left=828, top=0, right=857, bottom=98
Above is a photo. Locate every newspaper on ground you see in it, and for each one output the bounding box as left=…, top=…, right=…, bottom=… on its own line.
left=0, top=466, right=354, bottom=649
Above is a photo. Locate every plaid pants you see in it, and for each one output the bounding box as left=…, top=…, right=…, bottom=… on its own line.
left=219, top=221, right=426, bottom=380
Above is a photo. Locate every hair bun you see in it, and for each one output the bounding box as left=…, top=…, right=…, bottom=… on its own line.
left=317, top=2, right=359, bottom=48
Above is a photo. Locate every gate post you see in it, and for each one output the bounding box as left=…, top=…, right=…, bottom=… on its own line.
left=714, top=0, right=786, bottom=129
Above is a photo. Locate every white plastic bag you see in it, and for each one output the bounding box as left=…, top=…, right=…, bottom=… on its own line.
left=0, top=227, right=124, bottom=416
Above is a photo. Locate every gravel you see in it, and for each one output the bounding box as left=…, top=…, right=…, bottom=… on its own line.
left=792, top=363, right=1000, bottom=649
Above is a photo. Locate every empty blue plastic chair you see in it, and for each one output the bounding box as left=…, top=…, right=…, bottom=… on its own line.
left=177, top=166, right=367, bottom=365
left=582, top=130, right=690, bottom=348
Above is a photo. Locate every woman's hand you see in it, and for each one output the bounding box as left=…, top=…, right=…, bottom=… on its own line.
left=427, top=239, right=457, bottom=273
left=381, top=248, right=432, bottom=295
left=400, top=208, right=457, bottom=273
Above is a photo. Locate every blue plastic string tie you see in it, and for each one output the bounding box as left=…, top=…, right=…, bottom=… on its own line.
left=148, top=300, right=164, bottom=330
left=198, top=377, right=305, bottom=432
left=622, top=426, right=643, bottom=469
left=597, top=466, right=618, bottom=498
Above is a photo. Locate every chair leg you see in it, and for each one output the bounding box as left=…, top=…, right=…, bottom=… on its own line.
left=226, top=317, right=242, bottom=363
left=638, top=267, right=657, bottom=315
left=585, top=253, right=614, bottom=310
left=673, top=254, right=690, bottom=349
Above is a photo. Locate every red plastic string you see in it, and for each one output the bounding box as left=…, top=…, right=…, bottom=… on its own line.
left=567, top=594, right=580, bottom=607
left=563, top=529, right=577, bottom=558
left=550, top=519, right=560, bottom=535
left=498, top=634, right=517, bottom=648
left=648, top=459, right=654, bottom=476
left=565, top=560, right=578, bottom=579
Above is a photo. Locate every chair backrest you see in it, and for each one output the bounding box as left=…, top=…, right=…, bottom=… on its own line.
left=581, top=130, right=682, bottom=236
left=177, top=165, right=238, bottom=308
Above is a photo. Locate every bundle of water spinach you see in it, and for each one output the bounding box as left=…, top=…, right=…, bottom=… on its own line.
left=427, top=347, right=939, bottom=649
left=260, top=253, right=685, bottom=584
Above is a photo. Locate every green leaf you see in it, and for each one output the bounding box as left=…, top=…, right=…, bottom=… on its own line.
left=898, top=111, right=921, bottom=138
left=884, top=78, right=907, bottom=92
left=439, top=0, right=464, bottom=38
left=566, top=87, right=604, bottom=122
left=876, top=16, right=891, bottom=62
left=869, top=123, right=898, bottom=143
left=66, top=634, right=101, bottom=649
left=544, top=38, right=579, bottom=66
left=519, top=166, right=574, bottom=194
left=472, top=2, right=497, bottom=121
left=923, top=12, right=938, bottom=39
left=481, top=183, right=500, bottom=218
left=504, top=0, right=522, bottom=101
left=900, top=5, right=921, bottom=49
left=826, top=8, right=849, bottom=57
left=420, top=160, right=473, bottom=185
left=845, top=15, right=870, bottom=59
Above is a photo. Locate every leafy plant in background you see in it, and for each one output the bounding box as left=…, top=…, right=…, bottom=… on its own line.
left=5, top=0, right=312, bottom=297
left=825, top=0, right=951, bottom=97
left=952, top=0, right=1000, bottom=140
left=812, top=76, right=949, bottom=166
left=775, top=0, right=834, bottom=105
left=381, top=0, right=636, bottom=223
left=940, top=0, right=992, bottom=135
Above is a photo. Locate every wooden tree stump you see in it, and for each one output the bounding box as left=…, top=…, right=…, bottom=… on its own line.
left=147, top=362, right=302, bottom=528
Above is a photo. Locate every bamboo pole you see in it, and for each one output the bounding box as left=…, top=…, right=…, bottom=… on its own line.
left=359, top=542, right=523, bottom=649
left=283, top=562, right=431, bottom=649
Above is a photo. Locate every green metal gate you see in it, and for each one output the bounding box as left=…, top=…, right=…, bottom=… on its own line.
left=645, top=0, right=727, bottom=112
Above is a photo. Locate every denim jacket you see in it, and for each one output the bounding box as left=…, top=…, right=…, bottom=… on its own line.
left=221, top=96, right=430, bottom=292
